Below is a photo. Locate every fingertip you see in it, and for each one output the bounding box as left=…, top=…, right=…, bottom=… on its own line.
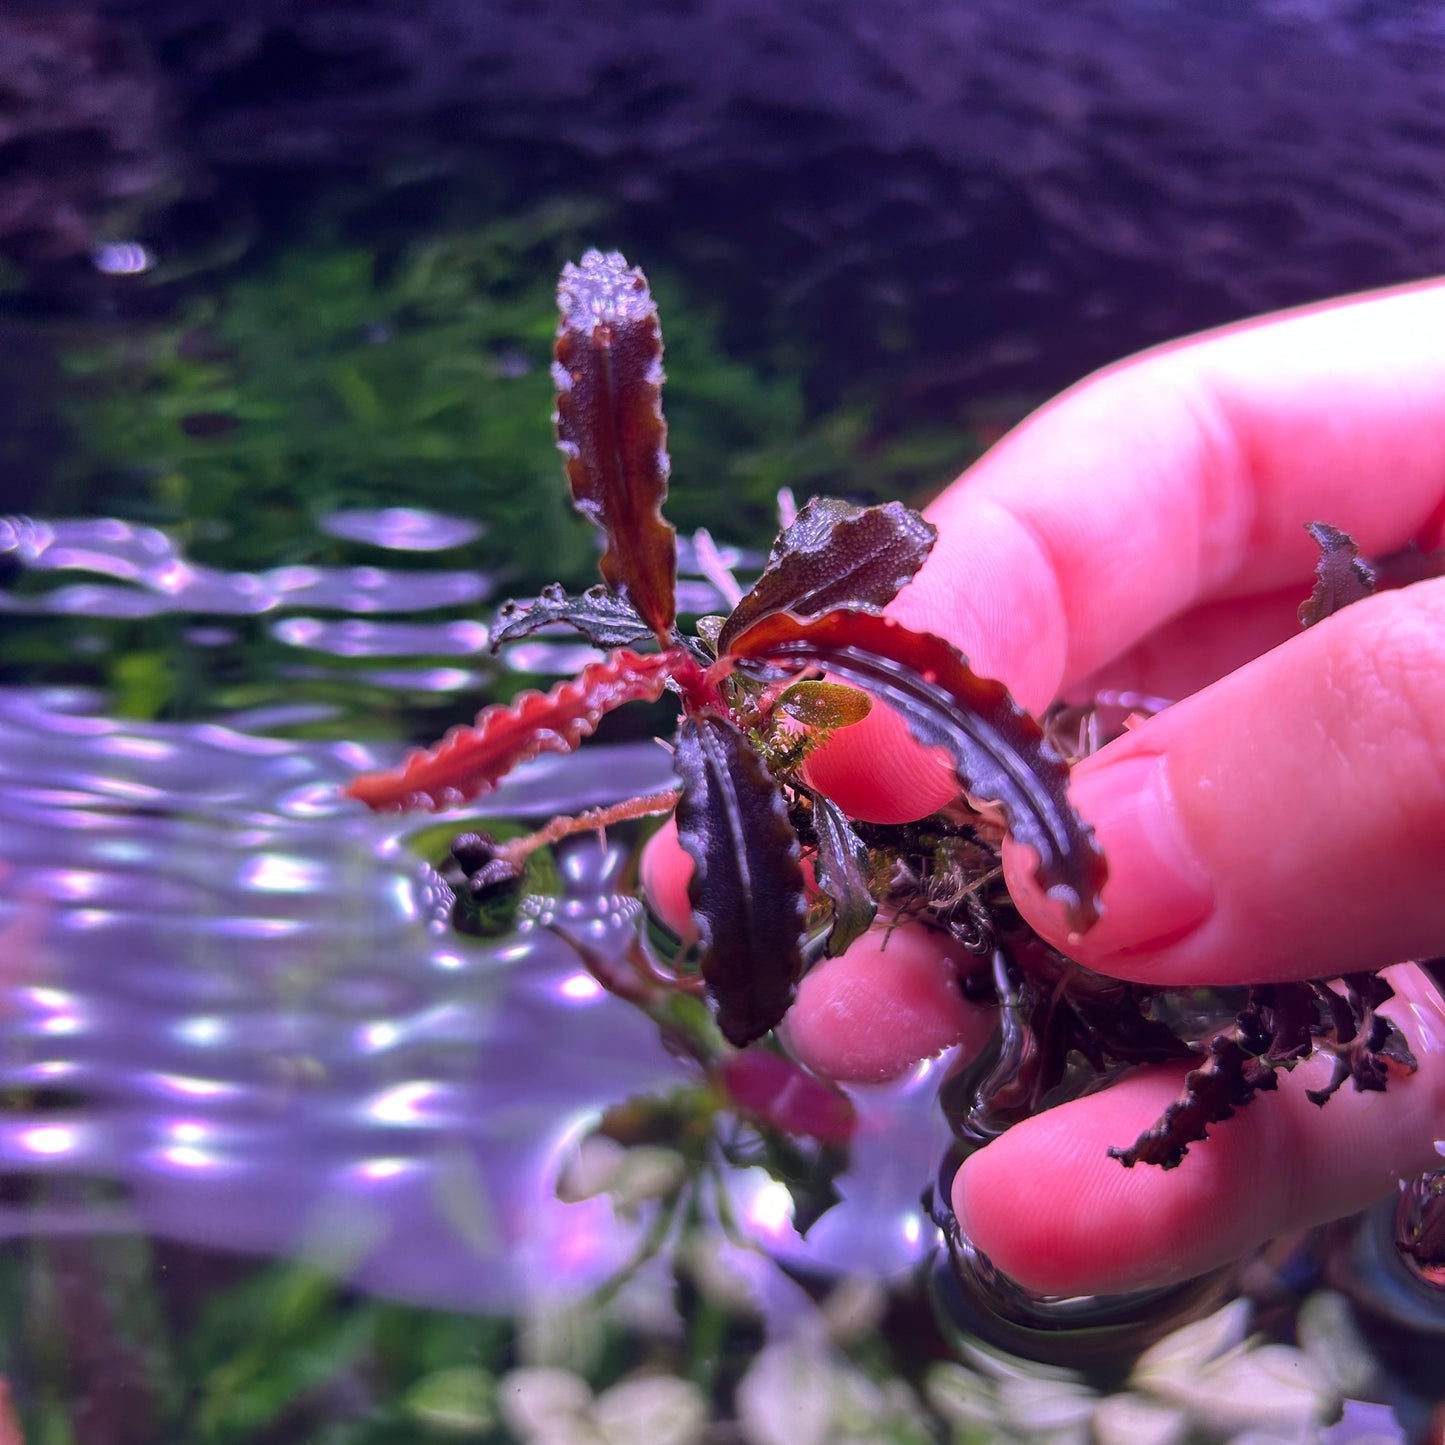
left=785, top=924, right=993, bottom=1083
left=802, top=704, right=959, bottom=824
left=952, top=1067, right=1221, bottom=1297
left=638, top=818, right=699, bottom=944
left=1016, top=583, right=1445, bottom=988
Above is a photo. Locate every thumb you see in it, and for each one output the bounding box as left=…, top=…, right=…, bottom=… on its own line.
left=1006, top=577, right=1445, bottom=984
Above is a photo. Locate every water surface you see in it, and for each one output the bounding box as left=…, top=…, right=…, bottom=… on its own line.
left=0, top=515, right=950, bottom=1319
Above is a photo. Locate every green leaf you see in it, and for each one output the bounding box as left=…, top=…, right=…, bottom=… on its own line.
left=404, top=1366, right=497, bottom=1436
left=776, top=680, right=872, bottom=731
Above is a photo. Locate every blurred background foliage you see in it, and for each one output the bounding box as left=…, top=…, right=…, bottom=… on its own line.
left=52, top=201, right=982, bottom=597
left=6, top=193, right=990, bottom=731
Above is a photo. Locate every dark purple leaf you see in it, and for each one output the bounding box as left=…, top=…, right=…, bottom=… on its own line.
left=452, top=831, right=527, bottom=897
left=1305, top=972, right=1417, bottom=1105
left=962, top=929, right=1193, bottom=1141
left=1111, top=974, right=1419, bottom=1168
left=716, top=499, right=936, bottom=654
left=1298, top=521, right=1376, bottom=627
left=1109, top=1031, right=1274, bottom=1169
left=727, top=610, right=1107, bottom=931
left=1373, top=542, right=1445, bottom=589
left=491, top=582, right=653, bottom=649
left=673, top=715, right=808, bottom=1046
left=808, top=792, right=877, bottom=955
left=553, top=250, right=676, bottom=638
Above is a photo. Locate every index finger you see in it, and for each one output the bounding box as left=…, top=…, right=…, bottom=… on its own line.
left=810, top=278, right=1445, bottom=821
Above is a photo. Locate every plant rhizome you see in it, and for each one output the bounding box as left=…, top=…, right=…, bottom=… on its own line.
left=344, top=250, right=1418, bottom=1173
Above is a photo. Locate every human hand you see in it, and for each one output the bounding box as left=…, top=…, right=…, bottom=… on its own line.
left=644, top=278, right=1445, bottom=1296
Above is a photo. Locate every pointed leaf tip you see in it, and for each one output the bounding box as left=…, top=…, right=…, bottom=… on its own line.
left=1298, top=521, right=1376, bottom=628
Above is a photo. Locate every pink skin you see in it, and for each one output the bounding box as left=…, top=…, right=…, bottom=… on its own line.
left=780, top=925, right=994, bottom=1084
left=639, top=818, right=702, bottom=946
left=647, top=277, right=1445, bottom=1295
left=642, top=824, right=992, bottom=1081
left=955, top=967, right=1445, bottom=1296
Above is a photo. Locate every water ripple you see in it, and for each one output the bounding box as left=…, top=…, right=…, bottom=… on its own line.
left=319, top=507, right=485, bottom=551
left=1, top=516, right=491, bottom=618
left=0, top=681, right=687, bottom=1303
left=0, top=516, right=947, bottom=1310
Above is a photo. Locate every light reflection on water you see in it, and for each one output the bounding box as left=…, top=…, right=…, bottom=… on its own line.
left=0, top=515, right=492, bottom=618
left=0, top=513, right=948, bottom=1312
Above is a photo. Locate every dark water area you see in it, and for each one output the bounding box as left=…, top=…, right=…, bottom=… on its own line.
left=2, top=1, right=1445, bottom=1441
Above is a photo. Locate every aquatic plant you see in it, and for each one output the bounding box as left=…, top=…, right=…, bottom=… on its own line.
left=345, top=250, right=1417, bottom=1172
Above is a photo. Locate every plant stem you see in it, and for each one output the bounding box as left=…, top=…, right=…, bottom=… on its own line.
left=501, top=790, right=682, bottom=868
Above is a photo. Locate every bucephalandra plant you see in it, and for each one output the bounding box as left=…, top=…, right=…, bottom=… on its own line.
left=346, top=248, right=1421, bottom=1173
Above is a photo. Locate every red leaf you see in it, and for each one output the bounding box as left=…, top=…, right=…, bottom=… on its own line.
left=725, top=609, right=1107, bottom=931
left=554, top=251, right=677, bottom=639
left=344, top=648, right=680, bottom=812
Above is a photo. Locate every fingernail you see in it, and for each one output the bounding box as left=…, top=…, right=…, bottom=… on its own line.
left=1066, top=753, right=1215, bottom=955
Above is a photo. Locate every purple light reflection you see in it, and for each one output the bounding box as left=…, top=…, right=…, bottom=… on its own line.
left=368, top=1081, right=453, bottom=1127
left=209, top=917, right=307, bottom=939
left=556, top=972, right=604, bottom=1004
left=740, top=1174, right=796, bottom=1241
left=157, top=1144, right=223, bottom=1172
left=272, top=616, right=490, bottom=658
left=0, top=518, right=490, bottom=619
left=239, top=854, right=329, bottom=893
left=353, top=1157, right=417, bottom=1183
left=320, top=507, right=483, bottom=552
left=357, top=666, right=481, bottom=693
left=146, top=1072, right=237, bottom=1102
left=502, top=641, right=604, bottom=676
left=149, top=1119, right=237, bottom=1176
left=92, top=242, right=155, bottom=275
left=0, top=675, right=951, bottom=1314
left=18, top=1124, right=80, bottom=1157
